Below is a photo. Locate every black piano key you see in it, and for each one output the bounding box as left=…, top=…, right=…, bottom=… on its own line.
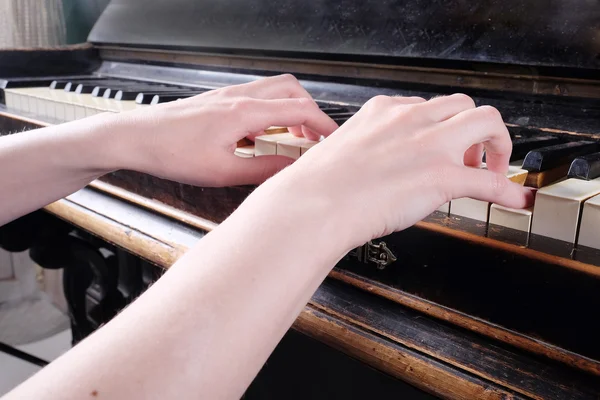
left=567, top=152, right=600, bottom=180
left=113, top=87, right=189, bottom=101
left=65, top=79, right=122, bottom=92
left=320, top=107, right=348, bottom=113
left=1, top=76, right=89, bottom=89
left=510, top=136, right=563, bottom=161
left=51, top=78, right=112, bottom=91
left=522, top=141, right=599, bottom=172
left=326, top=111, right=356, bottom=119
left=50, top=80, right=72, bottom=90
left=91, top=86, right=109, bottom=97
left=148, top=91, right=208, bottom=105
left=483, top=135, right=562, bottom=162
left=333, top=117, right=351, bottom=125
left=101, top=79, right=178, bottom=94
left=92, top=81, right=167, bottom=97
left=76, top=80, right=141, bottom=95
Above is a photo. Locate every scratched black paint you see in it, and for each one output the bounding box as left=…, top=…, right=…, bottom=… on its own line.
left=90, top=0, right=600, bottom=71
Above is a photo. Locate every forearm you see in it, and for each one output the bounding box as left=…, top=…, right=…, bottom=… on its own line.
left=0, top=114, right=121, bottom=225
left=4, top=174, right=349, bottom=399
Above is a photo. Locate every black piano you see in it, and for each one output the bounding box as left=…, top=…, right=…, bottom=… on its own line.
left=2, top=1, right=600, bottom=398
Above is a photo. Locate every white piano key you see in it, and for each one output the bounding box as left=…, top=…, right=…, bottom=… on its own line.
left=489, top=204, right=533, bottom=232
left=450, top=165, right=529, bottom=222
left=530, top=178, right=600, bottom=243
left=300, top=140, right=318, bottom=155
left=276, top=137, right=318, bottom=160
left=4, top=91, right=17, bottom=110
left=5, top=90, right=23, bottom=112
left=577, top=194, right=600, bottom=250
left=254, top=132, right=295, bottom=156
left=27, top=95, right=38, bottom=115
left=449, top=197, right=491, bottom=222
left=74, top=105, right=87, bottom=120
left=234, top=146, right=254, bottom=158
left=35, top=98, right=47, bottom=118
left=437, top=202, right=450, bottom=214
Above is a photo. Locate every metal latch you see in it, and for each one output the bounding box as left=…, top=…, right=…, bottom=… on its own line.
left=347, top=240, right=397, bottom=270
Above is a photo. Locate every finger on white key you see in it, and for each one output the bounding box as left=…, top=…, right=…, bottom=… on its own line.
left=450, top=164, right=528, bottom=222
left=255, top=132, right=296, bottom=156
left=489, top=204, right=533, bottom=233
left=300, top=140, right=318, bottom=155
left=437, top=202, right=450, bottom=214
left=276, top=137, right=319, bottom=160
left=531, top=178, right=600, bottom=243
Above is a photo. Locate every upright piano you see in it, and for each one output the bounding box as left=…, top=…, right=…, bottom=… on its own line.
left=2, top=1, right=600, bottom=398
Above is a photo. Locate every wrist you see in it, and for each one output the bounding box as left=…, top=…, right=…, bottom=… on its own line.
left=64, top=111, right=143, bottom=175
left=232, top=167, right=356, bottom=266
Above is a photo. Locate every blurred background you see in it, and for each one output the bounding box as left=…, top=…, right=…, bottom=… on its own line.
left=0, top=0, right=109, bottom=48
left=0, top=0, right=109, bottom=394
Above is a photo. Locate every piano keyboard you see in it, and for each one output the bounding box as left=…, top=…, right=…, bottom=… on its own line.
left=1, top=76, right=210, bottom=121
left=2, top=76, right=600, bottom=253
left=246, top=123, right=600, bottom=253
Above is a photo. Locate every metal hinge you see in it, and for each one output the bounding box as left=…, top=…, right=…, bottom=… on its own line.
left=347, top=240, right=397, bottom=270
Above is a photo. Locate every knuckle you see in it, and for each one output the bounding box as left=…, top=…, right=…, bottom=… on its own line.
left=295, top=97, right=316, bottom=109
left=410, top=96, right=427, bottom=103
left=366, top=95, right=392, bottom=108
left=450, top=93, right=476, bottom=108
left=477, top=105, right=503, bottom=122
left=230, top=97, right=256, bottom=113
left=489, top=172, right=509, bottom=197
left=279, top=73, right=299, bottom=84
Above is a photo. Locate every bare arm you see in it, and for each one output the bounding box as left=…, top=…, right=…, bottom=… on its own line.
left=0, top=117, right=118, bottom=226
left=2, top=83, right=533, bottom=399
left=0, top=74, right=333, bottom=226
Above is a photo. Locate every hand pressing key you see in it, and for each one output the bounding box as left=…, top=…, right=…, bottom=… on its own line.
left=252, top=93, right=535, bottom=248
left=1, top=79, right=535, bottom=400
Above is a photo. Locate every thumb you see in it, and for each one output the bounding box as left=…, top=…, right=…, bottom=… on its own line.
left=221, top=154, right=294, bottom=186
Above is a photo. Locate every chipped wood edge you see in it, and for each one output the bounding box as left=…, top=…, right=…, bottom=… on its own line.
left=44, top=199, right=186, bottom=267
left=309, top=300, right=546, bottom=400
left=88, top=180, right=218, bottom=232
left=66, top=181, right=600, bottom=377
left=295, top=306, right=524, bottom=400
left=329, top=268, right=600, bottom=377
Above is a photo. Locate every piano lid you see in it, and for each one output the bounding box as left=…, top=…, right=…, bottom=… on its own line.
left=89, top=0, right=600, bottom=73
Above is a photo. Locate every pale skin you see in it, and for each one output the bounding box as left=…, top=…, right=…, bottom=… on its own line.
left=1, top=74, right=533, bottom=399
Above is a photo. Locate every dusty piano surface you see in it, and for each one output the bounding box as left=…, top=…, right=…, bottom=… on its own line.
left=2, top=0, right=600, bottom=398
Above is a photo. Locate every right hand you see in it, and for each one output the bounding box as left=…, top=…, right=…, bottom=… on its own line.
left=267, top=93, right=534, bottom=248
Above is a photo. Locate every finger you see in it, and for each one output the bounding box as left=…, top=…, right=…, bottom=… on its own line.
left=439, top=105, right=511, bottom=174
left=220, top=154, right=293, bottom=186
left=301, top=126, right=322, bottom=141
left=231, top=74, right=314, bottom=101
left=419, top=93, right=476, bottom=121
left=240, top=98, right=338, bottom=138
left=391, top=95, right=428, bottom=105
left=463, top=143, right=484, bottom=168
left=451, top=166, right=535, bottom=209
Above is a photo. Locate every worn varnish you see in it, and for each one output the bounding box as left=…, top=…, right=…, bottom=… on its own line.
left=39, top=190, right=600, bottom=399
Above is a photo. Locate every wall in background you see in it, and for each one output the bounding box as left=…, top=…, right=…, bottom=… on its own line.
left=62, top=0, right=110, bottom=43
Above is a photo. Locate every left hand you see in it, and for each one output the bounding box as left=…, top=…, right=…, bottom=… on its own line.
left=105, top=74, right=338, bottom=187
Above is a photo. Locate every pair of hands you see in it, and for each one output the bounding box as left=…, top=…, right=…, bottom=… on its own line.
left=110, top=74, right=532, bottom=245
